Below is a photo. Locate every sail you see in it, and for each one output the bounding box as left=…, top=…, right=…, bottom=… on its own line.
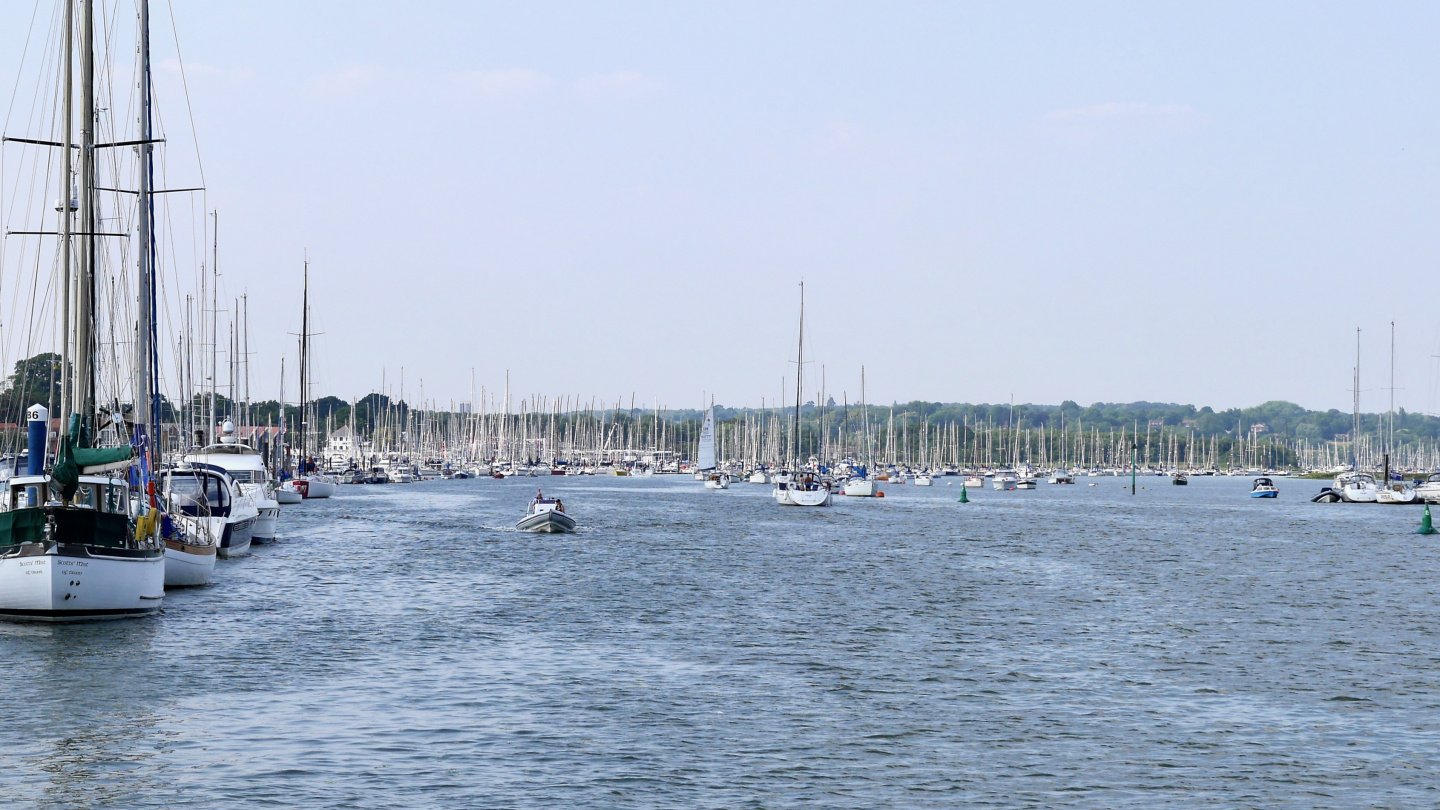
left=698, top=407, right=716, bottom=471
left=52, top=414, right=134, bottom=499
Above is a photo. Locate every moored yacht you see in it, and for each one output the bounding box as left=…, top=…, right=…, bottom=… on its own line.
left=158, top=467, right=259, bottom=558
left=1334, top=471, right=1379, bottom=503
left=184, top=420, right=280, bottom=543
left=0, top=410, right=164, bottom=620
left=1250, top=477, right=1279, bottom=498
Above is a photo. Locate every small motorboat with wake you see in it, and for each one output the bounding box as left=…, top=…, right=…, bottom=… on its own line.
left=517, top=490, right=576, bottom=533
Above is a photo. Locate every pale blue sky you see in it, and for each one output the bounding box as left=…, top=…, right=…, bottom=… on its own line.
left=3, top=1, right=1439, bottom=413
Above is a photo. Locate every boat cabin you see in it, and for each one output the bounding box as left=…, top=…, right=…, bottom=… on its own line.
left=0, top=474, right=133, bottom=548
left=158, top=468, right=234, bottom=518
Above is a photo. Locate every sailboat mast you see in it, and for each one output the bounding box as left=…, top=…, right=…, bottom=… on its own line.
left=77, top=0, right=96, bottom=424
left=136, top=0, right=158, bottom=462
left=299, top=260, right=309, bottom=468
left=209, top=212, right=217, bottom=442
left=794, top=281, right=804, bottom=466
left=58, top=0, right=74, bottom=425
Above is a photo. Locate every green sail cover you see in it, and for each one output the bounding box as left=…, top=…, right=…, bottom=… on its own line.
left=52, top=413, right=133, bottom=500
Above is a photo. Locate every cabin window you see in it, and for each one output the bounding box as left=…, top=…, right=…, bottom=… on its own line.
left=14, top=483, right=42, bottom=508
left=73, top=484, right=97, bottom=509
left=103, top=484, right=127, bottom=514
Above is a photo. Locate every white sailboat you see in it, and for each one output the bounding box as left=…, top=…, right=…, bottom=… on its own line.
left=774, top=283, right=831, bottom=507
left=697, top=405, right=728, bottom=489
left=842, top=366, right=880, bottom=498
left=0, top=3, right=167, bottom=619
left=292, top=261, right=337, bottom=499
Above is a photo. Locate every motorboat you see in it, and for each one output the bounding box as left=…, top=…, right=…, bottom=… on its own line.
left=1172, top=473, right=1188, bottom=485
left=914, top=474, right=933, bottom=487
left=1015, top=478, right=1037, bottom=490
left=703, top=472, right=730, bottom=490
left=1416, top=473, right=1440, bottom=503
left=1334, top=472, right=1379, bottom=503
left=157, top=467, right=258, bottom=559
left=992, top=471, right=1018, bottom=490
left=294, top=470, right=338, bottom=497
left=964, top=474, right=986, bottom=488
left=1250, top=477, right=1279, bottom=498
left=516, top=490, right=576, bottom=533
left=275, top=481, right=304, bottom=503
left=184, top=420, right=280, bottom=543
left=1048, top=471, right=1074, bottom=484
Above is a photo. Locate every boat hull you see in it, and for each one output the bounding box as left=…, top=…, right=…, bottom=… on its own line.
left=217, top=516, right=255, bottom=558
left=298, top=477, right=337, bottom=499
left=0, top=544, right=165, bottom=621
left=1251, top=490, right=1278, bottom=499
left=774, top=486, right=832, bottom=506
left=516, top=511, right=576, bottom=533
left=164, top=540, right=217, bottom=587
left=842, top=479, right=877, bottom=497
left=251, top=502, right=280, bottom=543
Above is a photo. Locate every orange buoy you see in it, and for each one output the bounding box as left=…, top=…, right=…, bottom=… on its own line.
left=876, top=491, right=885, bottom=498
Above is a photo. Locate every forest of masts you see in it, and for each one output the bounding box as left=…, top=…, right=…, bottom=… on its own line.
left=292, top=394, right=1440, bottom=473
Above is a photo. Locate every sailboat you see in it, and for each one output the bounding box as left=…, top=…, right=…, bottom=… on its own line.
left=698, top=405, right=728, bottom=489
left=842, top=367, right=879, bottom=497
left=774, top=283, right=831, bottom=507
left=0, top=0, right=166, bottom=619
left=292, top=261, right=337, bottom=499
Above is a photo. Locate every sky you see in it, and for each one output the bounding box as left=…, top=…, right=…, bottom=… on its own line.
left=3, top=1, right=1440, bottom=415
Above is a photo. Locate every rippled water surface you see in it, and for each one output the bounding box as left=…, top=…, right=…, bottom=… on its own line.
left=3, top=474, right=1439, bottom=807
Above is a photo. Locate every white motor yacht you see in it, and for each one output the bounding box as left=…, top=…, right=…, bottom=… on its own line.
left=1416, top=473, right=1440, bottom=503
left=158, top=467, right=259, bottom=558
left=184, top=420, right=281, bottom=542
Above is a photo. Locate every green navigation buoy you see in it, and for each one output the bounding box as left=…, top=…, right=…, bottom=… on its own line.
left=959, top=483, right=969, bottom=504
left=1419, top=503, right=1437, bottom=535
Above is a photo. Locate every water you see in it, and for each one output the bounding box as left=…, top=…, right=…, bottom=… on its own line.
left=3, top=474, right=1438, bottom=807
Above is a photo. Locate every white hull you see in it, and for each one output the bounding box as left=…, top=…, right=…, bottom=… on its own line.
left=275, top=485, right=303, bottom=505
left=774, top=486, right=832, bottom=506
left=0, top=546, right=164, bottom=621
left=252, top=502, right=280, bottom=542
left=299, top=477, right=337, bottom=498
left=164, top=541, right=217, bottom=588
left=218, top=515, right=256, bottom=558
left=748, top=471, right=770, bottom=484
left=914, top=476, right=933, bottom=487
left=842, top=479, right=877, bottom=497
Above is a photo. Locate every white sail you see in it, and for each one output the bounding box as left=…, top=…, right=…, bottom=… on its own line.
left=698, top=406, right=716, bottom=471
